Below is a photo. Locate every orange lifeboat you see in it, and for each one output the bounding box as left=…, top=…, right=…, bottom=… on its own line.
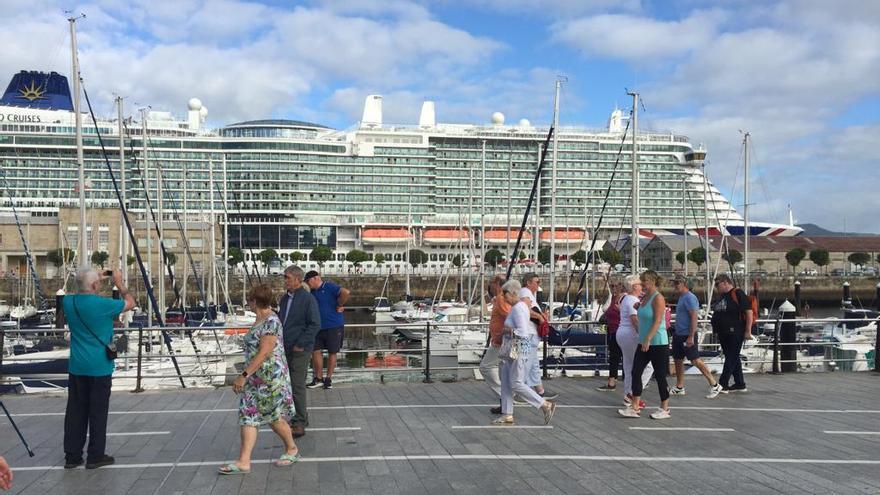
left=362, top=228, right=411, bottom=244
left=423, top=228, right=470, bottom=244
left=482, top=229, right=532, bottom=245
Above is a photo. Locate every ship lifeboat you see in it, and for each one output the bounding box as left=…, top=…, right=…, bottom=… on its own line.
left=423, top=228, right=470, bottom=245
left=539, top=229, right=585, bottom=245
left=482, top=229, right=532, bottom=245
left=362, top=228, right=411, bottom=245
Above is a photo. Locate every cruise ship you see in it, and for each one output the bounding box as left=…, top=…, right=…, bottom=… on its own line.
left=0, top=70, right=800, bottom=272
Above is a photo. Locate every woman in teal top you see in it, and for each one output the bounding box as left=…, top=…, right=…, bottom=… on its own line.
left=618, top=270, right=671, bottom=420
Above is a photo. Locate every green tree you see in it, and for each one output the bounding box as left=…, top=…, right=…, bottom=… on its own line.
left=538, top=246, right=552, bottom=265
left=600, top=248, right=622, bottom=266
left=227, top=247, right=244, bottom=266
left=47, top=248, right=75, bottom=267
left=290, top=251, right=305, bottom=263
left=571, top=249, right=587, bottom=267
left=408, top=249, right=428, bottom=267
left=809, top=249, right=830, bottom=273
left=848, top=252, right=870, bottom=267
left=258, top=248, right=278, bottom=265
left=675, top=251, right=686, bottom=268
left=785, top=248, right=806, bottom=272
left=126, top=255, right=136, bottom=267
left=310, top=246, right=333, bottom=267
left=164, top=252, right=177, bottom=266
left=452, top=254, right=463, bottom=268
left=721, top=249, right=743, bottom=265
left=90, top=250, right=109, bottom=268
left=374, top=253, right=386, bottom=266
left=484, top=248, right=504, bottom=268
left=688, top=246, right=707, bottom=269
left=756, top=258, right=764, bottom=267
left=346, top=249, right=370, bottom=267
left=518, top=251, right=527, bottom=261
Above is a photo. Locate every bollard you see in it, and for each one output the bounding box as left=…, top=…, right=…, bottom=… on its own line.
left=55, top=289, right=66, bottom=329
left=423, top=321, right=433, bottom=383
left=112, top=285, right=119, bottom=300
left=778, top=300, right=797, bottom=372
left=874, top=325, right=879, bottom=373
left=842, top=281, right=851, bottom=307
left=770, top=315, right=782, bottom=374
left=793, top=281, right=801, bottom=315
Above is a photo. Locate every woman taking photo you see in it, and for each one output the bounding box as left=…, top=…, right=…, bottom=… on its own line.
left=494, top=280, right=557, bottom=426
left=597, top=280, right=624, bottom=392
left=618, top=270, right=671, bottom=419
left=219, top=284, right=300, bottom=474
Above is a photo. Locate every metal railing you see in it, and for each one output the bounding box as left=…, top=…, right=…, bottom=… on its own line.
left=1, top=316, right=877, bottom=391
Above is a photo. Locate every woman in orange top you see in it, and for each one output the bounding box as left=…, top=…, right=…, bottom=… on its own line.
left=479, top=274, right=510, bottom=415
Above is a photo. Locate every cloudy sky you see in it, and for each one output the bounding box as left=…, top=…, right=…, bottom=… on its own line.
left=2, top=0, right=878, bottom=233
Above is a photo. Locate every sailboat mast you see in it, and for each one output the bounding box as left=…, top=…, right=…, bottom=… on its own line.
left=682, top=178, right=688, bottom=277
left=628, top=90, right=639, bottom=274
left=182, top=160, right=188, bottom=309
left=117, top=96, right=127, bottom=283
left=743, top=132, right=750, bottom=294
left=549, top=79, right=561, bottom=313
left=480, top=139, right=486, bottom=321
left=69, top=16, right=88, bottom=269
left=157, top=140, right=165, bottom=313
left=141, top=107, right=152, bottom=327
left=209, top=160, right=217, bottom=308
left=703, top=163, right=711, bottom=302
left=222, top=155, right=230, bottom=313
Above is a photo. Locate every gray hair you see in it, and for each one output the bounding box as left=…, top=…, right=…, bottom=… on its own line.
left=501, top=279, right=522, bottom=295
left=77, top=268, right=100, bottom=292
left=623, top=274, right=641, bottom=292
left=521, top=272, right=538, bottom=285
left=284, top=265, right=304, bottom=280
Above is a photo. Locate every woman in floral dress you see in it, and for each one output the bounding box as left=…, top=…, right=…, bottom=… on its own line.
left=219, top=284, right=299, bottom=474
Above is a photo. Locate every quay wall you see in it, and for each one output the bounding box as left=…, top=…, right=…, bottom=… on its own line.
left=3, top=274, right=876, bottom=309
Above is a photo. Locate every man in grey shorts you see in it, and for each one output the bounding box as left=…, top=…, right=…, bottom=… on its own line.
left=669, top=275, right=723, bottom=399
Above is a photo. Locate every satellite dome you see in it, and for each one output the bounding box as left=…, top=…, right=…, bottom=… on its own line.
left=187, top=98, right=202, bottom=111
left=491, top=112, right=505, bottom=125
left=199, top=106, right=208, bottom=119
left=518, top=118, right=531, bottom=127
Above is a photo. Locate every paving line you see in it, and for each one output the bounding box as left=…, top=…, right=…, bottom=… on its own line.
left=451, top=425, right=554, bottom=430
left=11, top=404, right=880, bottom=417
left=106, top=431, right=171, bottom=436
left=823, top=431, right=880, bottom=435
left=628, top=427, right=735, bottom=432
left=258, top=427, right=360, bottom=433
left=12, top=454, right=880, bottom=471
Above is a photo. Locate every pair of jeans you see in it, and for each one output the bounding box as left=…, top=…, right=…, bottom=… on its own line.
left=479, top=345, right=502, bottom=399
left=63, top=374, right=112, bottom=462
left=718, top=332, right=746, bottom=388
left=285, top=347, right=312, bottom=427
left=631, top=345, right=670, bottom=402
left=499, top=339, right=544, bottom=415
left=606, top=331, right=622, bottom=379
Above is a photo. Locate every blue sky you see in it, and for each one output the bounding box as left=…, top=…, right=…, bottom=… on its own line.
left=2, top=0, right=879, bottom=233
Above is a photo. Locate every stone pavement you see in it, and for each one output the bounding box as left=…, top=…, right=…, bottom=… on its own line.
left=1, top=373, right=879, bottom=494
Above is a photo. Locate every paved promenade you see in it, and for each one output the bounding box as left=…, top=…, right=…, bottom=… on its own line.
left=1, top=373, right=879, bottom=494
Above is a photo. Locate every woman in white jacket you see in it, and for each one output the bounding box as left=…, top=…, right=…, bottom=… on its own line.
left=493, top=280, right=557, bottom=425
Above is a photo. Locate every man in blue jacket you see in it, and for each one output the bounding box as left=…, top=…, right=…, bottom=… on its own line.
left=279, top=266, right=321, bottom=438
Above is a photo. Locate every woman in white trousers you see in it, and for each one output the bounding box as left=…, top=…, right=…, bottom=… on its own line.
left=616, top=274, right=654, bottom=408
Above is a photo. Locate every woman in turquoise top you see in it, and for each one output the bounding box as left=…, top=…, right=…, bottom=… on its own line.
left=618, top=270, right=671, bottom=420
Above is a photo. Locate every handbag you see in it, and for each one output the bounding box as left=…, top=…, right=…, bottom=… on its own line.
left=72, top=296, right=119, bottom=360
left=537, top=319, right=551, bottom=339
left=498, top=332, right=519, bottom=361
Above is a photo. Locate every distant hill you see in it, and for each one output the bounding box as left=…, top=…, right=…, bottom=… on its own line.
left=797, top=223, right=876, bottom=236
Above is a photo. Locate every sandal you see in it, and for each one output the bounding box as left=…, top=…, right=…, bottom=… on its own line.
left=275, top=452, right=301, bottom=466
left=491, top=415, right=515, bottom=425
left=218, top=463, right=250, bottom=475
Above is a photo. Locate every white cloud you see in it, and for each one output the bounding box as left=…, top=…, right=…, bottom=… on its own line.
left=551, top=10, right=724, bottom=63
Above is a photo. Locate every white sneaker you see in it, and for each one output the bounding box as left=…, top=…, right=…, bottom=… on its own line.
left=649, top=408, right=671, bottom=420
left=706, top=383, right=723, bottom=399
left=669, top=386, right=686, bottom=396
left=617, top=406, right=640, bottom=418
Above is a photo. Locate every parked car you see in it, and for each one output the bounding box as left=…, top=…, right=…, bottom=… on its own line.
left=799, top=268, right=818, bottom=276
left=860, top=267, right=878, bottom=276
left=749, top=269, right=769, bottom=278
left=830, top=268, right=846, bottom=276
left=267, top=258, right=284, bottom=275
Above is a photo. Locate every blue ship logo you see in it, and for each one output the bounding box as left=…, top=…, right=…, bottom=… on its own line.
left=17, top=80, right=47, bottom=102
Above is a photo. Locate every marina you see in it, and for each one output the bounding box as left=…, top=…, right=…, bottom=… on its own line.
left=2, top=373, right=880, bottom=494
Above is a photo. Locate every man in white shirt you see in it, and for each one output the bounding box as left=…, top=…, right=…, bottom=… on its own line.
left=519, top=273, right=558, bottom=400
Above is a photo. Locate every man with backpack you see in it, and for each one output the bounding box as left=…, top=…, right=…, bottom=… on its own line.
left=710, top=274, right=754, bottom=393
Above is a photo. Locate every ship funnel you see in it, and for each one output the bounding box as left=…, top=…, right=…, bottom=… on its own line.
left=419, top=101, right=435, bottom=128
left=361, top=94, right=383, bottom=128
left=608, top=108, right=623, bottom=133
